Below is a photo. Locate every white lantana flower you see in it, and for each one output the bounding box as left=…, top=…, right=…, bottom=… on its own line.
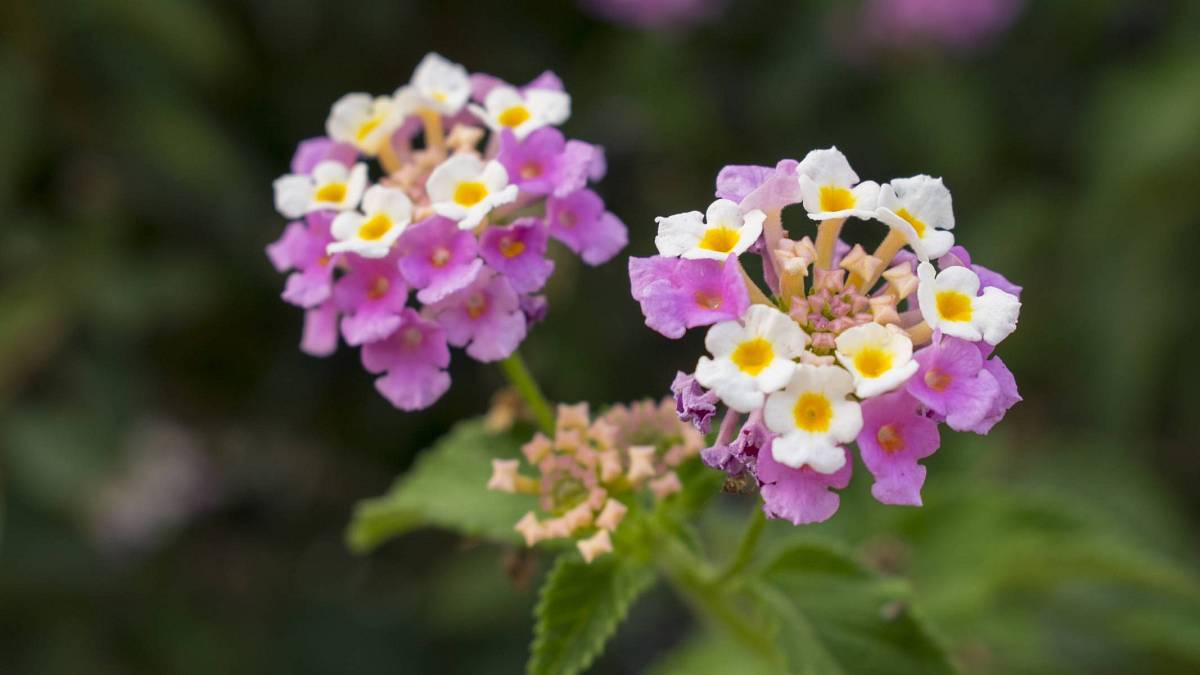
left=468, top=85, right=571, bottom=139
left=425, top=154, right=519, bottom=230
left=273, top=160, right=368, bottom=219
left=694, top=305, right=808, bottom=413
left=327, top=185, right=414, bottom=258
left=325, top=93, right=405, bottom=156
left=797, top=147, right=881, bottom=221
left=396, top=52, right=471, bottom=116
left=654, top=199, right=766, bottom=261
left=917, top=262, right=1021, bottom=345
left=875, top=175, right=955, bottom=260
left=834, top=322, right=919, bottom=398
left=763, top=365, right=863, bottom=473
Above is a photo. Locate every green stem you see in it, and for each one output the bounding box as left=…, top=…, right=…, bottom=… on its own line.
left=499, top=351, right=555, bottom=435
left=656, top=536, right=783, bottom=665
left=717, top=506, right=767, bottom=583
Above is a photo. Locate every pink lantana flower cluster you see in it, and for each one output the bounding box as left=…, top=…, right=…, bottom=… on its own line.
left=266, top=53, right=627, bottom=410
left=631, top=148, right=1022, bottom=525
left=488, top=400, right=703, bottom=563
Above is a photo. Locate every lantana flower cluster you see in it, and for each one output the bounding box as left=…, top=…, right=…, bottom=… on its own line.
left=488, top=400, right=703, bottom=563
left=266, top=53, right=626, bottom=410
left=630, top=148, right=1022, bottom=525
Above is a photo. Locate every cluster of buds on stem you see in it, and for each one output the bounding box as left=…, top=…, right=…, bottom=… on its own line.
left=488, top=401, right=703, bottom=563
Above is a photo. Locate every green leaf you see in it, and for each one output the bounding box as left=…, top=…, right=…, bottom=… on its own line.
left=346, top=420, right=537, bottom=552
left=646, top=631, right=783, bottom=675
left=528, top=553, right=656, bottom=675
left=755, top=538, right=957, bottom=675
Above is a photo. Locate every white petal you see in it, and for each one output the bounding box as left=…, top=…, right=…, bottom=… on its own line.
left=325, top=93, right=372, bottom=143
left=887, top=175, right=954, bottom=231
left=330, top=211, right=363, bottom=241
left=426, top=154, right=485, bottom=202
left=341, top=163, right=369, bottom=209
left=273, top=174, right=313, bottom=219
left=827, top=400, right=863, bottom=445
left=654, top=211, right=705, bottom=257
left=703, top=320, right=746, bottom=357
left=481, top=160, right=511, bottom=191
left=526, top=88, right=571, bottom=125
left=311, top=160, right=350, bottom=183
left=762, top=389, right=799, bottom=435
left=936, top=265, right=982, bottom=298
left=974, top=287, right=1021, bottom=345
left=756, top=357, right=798, bottom=394
left=797, top=146, right=858, bottom=186
left=696, top=357, right=762, bottom=413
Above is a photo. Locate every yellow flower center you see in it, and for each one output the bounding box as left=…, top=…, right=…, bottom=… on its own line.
left=498, top=236, right=526, bottom=258
left=877, top=424, right=905, bottom=453
left=314, top=182, right=347, bottom=203
left=819, top=186, right=856, bottom=212
left=355, top=116, right=383, bottom=142
left=894, top=207, right=927, bottom=237
left=357, top=213, right=392, bottom=241
left=793, top=392, right=833, bottom=433
left=853, top=347, right=893, bottom=379
left=367, top=276, right=390, bottom=300
left=936, top=291, right=973, bottom=322
left=698, top=227, right=740, bottom=253
left=453, top=181, right=488, bottom=207
left=498, top=105, right=532, bottom=128
left=731, top=338, right=774, bottom=375
left=432, top=91, right=448, bottom=103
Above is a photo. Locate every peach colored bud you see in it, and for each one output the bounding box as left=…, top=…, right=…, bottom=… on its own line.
left=563, top=502, right=595, bottom=532
left=799, top=351, right=836, bottom=367
left=577, top=530, right=613, bottom=564
left=599, top=450, right=623, bottom=482
left=587, top=420, right=619, bottom=450
left=522, top=434, right=553, bottom=464
left=487, top=459, right=521, bottom=493
left=514, top=512, right=543, bottom=547
left=626, top=446, right=657, bottom=483
left=556, top=403, right=590, bottom=432
left=446, top=124, right=485, bottom=153
left=595, top=499, right=628, bottom=532
left=542, top=517, right=572, bottom=540
left=555, top=429, right=583, bottom=452
left=650, top=472, right=682, bottom=499
left=882, top=264, right=918, bottom=300
left=839, top=244, right=883, bottom=283
left=870, top=296, right=901, bottom=325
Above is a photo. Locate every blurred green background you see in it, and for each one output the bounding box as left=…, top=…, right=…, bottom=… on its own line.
left=2, top=0, right=1199, bottom=673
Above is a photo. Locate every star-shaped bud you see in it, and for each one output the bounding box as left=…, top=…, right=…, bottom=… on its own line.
left=515, top=512, right=543, bottom=546
left=598, top=450, right=623, bottom=482
left=870, top=296, right=901, bottom=325
left=446, top=124, right=486, bottom=154
left=487, top=459, right=521, bottom=492
left=588, top=419, right=619, bottom=450
left=595, top=499, right=628, bottom=531
left=522, top=434, right=553, bottom=464
left=650, top=472, right=682, bottom=499
left=882, top=264, right=918, bottom=300
left=626, top=445, right=657, bottom=482
left=577, top=530, right=613, bottom=564
left=563, top=502, right=595, bottom=532
left=813, top=268, right=847, bottom=293
left=557, top=403, right=590, bottom=433
left=839, top=244, right=884, bottom=285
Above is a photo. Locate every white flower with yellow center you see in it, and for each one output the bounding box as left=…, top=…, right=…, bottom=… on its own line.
left=834, top=322, right=919, bottom=398
left=468, top=85, right=571, bottom=139
left=425, top=154, right=519, bottom=230
left=654, top=199, right=766, bottom=261
left=917, top=262, right=1021, bottom=345
left=325, top=93, right=405, bottom=156
left=273, top=160, right=368, bottom=219
left=327, top=185, right=414, bottom=258
left=694, top=305, right=808, bottom=413
left=797, top=147, right=881, bottom=220
left=763, top=365, right=863, bottom=473
left=875, top=175, right=955, bottom=260
left=395, top=52, right=471, bottom=116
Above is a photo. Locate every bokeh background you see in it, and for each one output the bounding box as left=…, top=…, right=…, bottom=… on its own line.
left=2, top=0, right=1200, bottom=673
